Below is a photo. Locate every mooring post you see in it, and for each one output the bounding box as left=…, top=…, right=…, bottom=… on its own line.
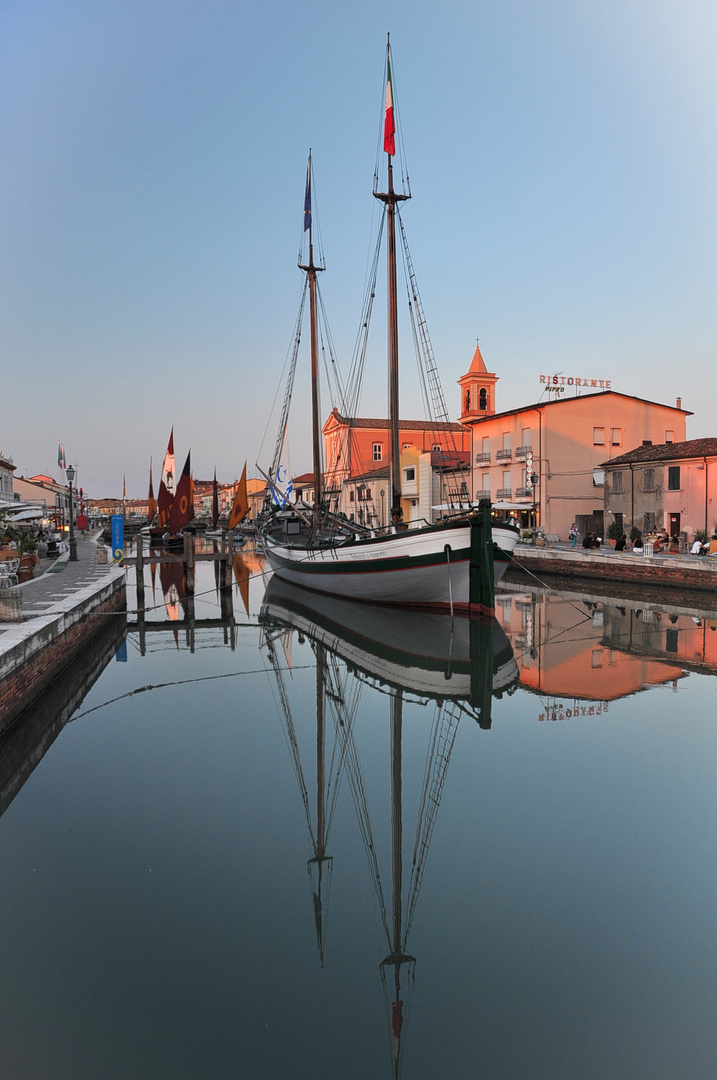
left=469, top=615, right=494, bottom=728
left=469, top=500, right=495, bottom=615
left=184, top=532, right=195, bottom=594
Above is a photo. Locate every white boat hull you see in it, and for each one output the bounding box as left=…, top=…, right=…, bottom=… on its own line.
left=261, top=519, right=517, bottom=612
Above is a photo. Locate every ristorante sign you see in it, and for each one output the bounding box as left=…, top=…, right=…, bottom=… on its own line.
left=540, top=374, right=612, bottom=394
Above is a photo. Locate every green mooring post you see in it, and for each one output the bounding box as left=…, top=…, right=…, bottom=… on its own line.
left=469, top=500, right=495, bottom=615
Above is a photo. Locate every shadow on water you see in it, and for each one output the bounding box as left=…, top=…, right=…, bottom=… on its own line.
left=0, top=612, right=126, bottom=819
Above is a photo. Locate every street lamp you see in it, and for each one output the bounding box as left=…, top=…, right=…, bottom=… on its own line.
left=66, top=464, right=78, bottom=561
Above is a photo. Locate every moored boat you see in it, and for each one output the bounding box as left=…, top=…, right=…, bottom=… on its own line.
left=260, top=42, right=517, bottom=613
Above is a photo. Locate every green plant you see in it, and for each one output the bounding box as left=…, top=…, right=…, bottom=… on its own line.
left=630, top=525, right=641, bottom=541
left=607, top=521, right=623, bottom=541
left=694, top=528, right=708, bottom=544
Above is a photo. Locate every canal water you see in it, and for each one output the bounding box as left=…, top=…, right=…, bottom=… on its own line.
left=1, top=550, right=717, bottom=1079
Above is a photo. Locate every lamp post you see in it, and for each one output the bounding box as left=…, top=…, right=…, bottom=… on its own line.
left=66, top=465, right=78, bottom=561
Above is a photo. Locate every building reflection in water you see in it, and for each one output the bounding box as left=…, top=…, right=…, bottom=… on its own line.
left=494, top=579, right=717, bottom=719
left=260, top=577, right=519, bottom=1077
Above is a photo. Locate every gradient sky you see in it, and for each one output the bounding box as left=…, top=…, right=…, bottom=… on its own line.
left=2, top=0, right=716, bottom=497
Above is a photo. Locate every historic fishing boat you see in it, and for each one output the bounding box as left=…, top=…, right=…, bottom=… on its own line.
left=259, top=41, right=517, bottom=613
left=148, top=429, right=175, bottom=541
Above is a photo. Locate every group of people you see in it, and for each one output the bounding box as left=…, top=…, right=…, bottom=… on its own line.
left=569, top=525, right=683, bottom=554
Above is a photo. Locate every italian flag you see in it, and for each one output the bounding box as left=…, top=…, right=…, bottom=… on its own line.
left=383, top=59, right=395, bottom=156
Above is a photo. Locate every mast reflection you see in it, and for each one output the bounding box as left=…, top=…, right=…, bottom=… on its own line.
left=260, top=577, right=519, bottom=1076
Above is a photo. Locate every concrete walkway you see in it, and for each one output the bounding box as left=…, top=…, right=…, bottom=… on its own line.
left=5, top=532, right=120, bottom=623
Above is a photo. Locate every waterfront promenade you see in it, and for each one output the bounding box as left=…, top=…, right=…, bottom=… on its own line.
left=511, top=537, right=717, bottom=594
left=0, top=532, right=126, bottom=731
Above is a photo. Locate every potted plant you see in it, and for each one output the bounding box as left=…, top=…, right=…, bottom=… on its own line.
left=607, top=521, right=623, bottom=548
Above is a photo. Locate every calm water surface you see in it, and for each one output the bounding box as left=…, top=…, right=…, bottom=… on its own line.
left=1, top=550, right=716, bottom=1079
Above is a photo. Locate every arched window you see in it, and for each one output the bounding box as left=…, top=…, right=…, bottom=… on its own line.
left=465, top=389, right=470, bottom=412
left=479, top=388, right=488, bottom=411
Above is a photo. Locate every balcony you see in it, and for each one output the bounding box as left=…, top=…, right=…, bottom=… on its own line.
left=496, top=449, right=512, bottom=460
left=515, top=487, right=532, bottom=498
left=475, top=489, right=490, bottom=500
left=474, top=452, right=491, bottom=463
left=515, top=446, right=532, bottom=458
left=495, top=488, right=512, bottom=498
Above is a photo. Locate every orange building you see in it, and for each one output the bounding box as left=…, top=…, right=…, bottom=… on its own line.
left=458, top=344, right=689, bottom=539
left=322, top=408, right=471, bottom=506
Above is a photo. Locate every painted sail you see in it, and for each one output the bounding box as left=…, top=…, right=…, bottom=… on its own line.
left=169, top=451, right=192, bottom=533
left=157, top=428, right=175, bottom=529
left=147, top=460, right=157, bottom=522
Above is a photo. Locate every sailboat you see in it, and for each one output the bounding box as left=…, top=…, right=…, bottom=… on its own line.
left=259, top=41, right=518, bottom=615
left=150, top=428, right=175, bottom=541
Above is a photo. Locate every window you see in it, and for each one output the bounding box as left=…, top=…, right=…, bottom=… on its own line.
left=593, top=469, right=605, bottom=486
left=643, top=512, right=655, bottom=534
left=644, top=468, right=655, bottom=492
left=358, top=485, right=368, bottom=502
left=612, top=471, right=623, bottom=494
left=482, top=436, right=489, bottom=456
left=522, top=428, right=531, bottom=448
left=432, top=445, right=441, bottom=453
left=349, top=490, right=355, bottom=503
left=402, top=442, right=411, bottom=450
left=593, top=427, right=605, bottom=445
left=611, top=428, right=621, bottom=446
left=665, top=430, right=674, bottom=443
left=502, top=433, right=511, bottom=452
left=503, top=470, right=511, bottom=492
left=665, top=629, right=679, bottom=653
left=372, top=443, right=382, bottom=461
left=403, top=467, right=415, bottom=482
left=668, top=466, right=680, bottom=490
left=479, top=388, right=487, bottom=411
left=481, top=472, right=489, bottom=497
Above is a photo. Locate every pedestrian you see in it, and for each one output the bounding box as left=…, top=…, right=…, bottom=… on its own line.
left=569, top=523, right=578, bottom=548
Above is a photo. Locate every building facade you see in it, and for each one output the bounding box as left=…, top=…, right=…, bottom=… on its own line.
left=602, top=438, right=717, bottom=541
left=457, top=344, right=689, bottom=539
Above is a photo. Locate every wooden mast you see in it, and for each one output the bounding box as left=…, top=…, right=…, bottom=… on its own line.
left=299, top=152, right=323, bottom=520
left=374, top=37, right=410, bottom=526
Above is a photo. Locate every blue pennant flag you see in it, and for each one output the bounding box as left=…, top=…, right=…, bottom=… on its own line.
left=303, top=156, right=311, bottom=232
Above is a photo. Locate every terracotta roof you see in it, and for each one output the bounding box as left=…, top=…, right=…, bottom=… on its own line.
left=291, top=472, right=317, bottom=485
left=466, top=390, right=692, bottom=425
left=345, top=465, right=390, bottom=483
left=601, top=438, right=717, bottom=467
left=325, top=407, right=465, bottom=432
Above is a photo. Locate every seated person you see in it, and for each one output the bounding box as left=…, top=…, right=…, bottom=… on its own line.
left=632, top=534, right=644, bottom=553
left=615, top=533, right=627, bottom=551
left=709, top=533, right=717, bottom=555
left=669, top=534, right=680, bottom=554
left=582, top=532, right=593, bottom=549
left=691, top=537, right=707, bottom=556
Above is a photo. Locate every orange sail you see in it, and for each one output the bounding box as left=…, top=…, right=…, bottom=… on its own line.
left=228, top=462, right=249, bottom=529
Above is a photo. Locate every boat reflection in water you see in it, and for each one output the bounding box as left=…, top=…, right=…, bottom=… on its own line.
left=260, top=577, right=518, bottom=1075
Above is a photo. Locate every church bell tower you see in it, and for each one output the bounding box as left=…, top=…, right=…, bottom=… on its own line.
left=458, top=342, right=498, bottom=422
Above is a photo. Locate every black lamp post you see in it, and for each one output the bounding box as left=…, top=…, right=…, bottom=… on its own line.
left=66, top=464, right=78, bottom=561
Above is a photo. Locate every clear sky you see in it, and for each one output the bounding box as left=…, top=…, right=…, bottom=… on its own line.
left=2, top=0, right=716, bottom=497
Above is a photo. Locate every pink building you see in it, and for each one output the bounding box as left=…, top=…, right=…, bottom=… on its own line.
left=602, top=438, right=717, bottom=541
left=458, top=344, right=689, bottom=539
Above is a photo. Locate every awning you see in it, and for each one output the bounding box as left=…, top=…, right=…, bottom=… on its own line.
left=7, top=508, right=44, bottom=522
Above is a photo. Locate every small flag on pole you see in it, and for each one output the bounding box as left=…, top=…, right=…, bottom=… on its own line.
left=383, top=58, right=395, bottom=156
left=304, top=155, right=312, bottom=232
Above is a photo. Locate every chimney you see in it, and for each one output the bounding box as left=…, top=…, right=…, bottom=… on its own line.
left=676, top=396, right=682, bottom=410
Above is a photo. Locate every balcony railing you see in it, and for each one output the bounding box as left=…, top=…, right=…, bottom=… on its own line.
left=474, top=452, right=491, bottom=463
left=515, top=445, right=532, bottom=458
left=495, top=488, right=512, bottom=498
left=496, top=449, right=512, bottom=460
left=475, top=489, right=490, bottom=500
left=515, top=487, right=532, bottom=497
